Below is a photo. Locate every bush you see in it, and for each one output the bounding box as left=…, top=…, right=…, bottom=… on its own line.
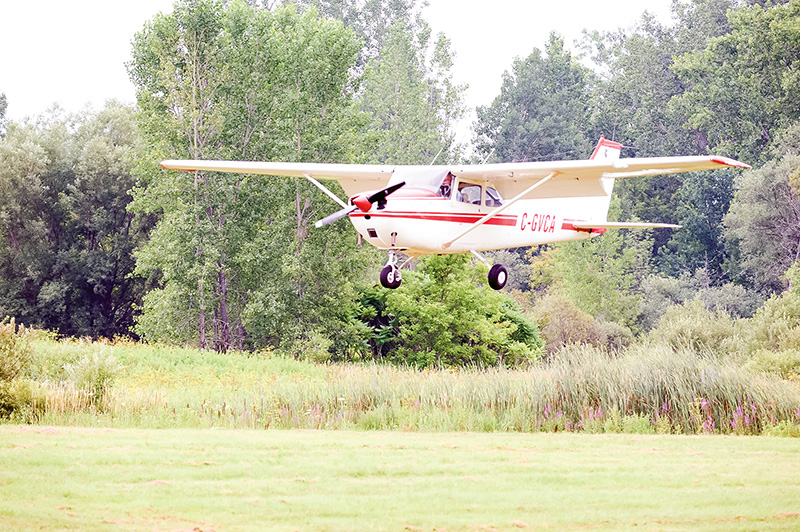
left=647, top=298, right=740, bottom=357
left=0, top=379, right=45, bottom=422
left=63, top=349, right=122, bottom=404
left=741, top=288, right=800, bottom=354
left=362, top=255, right=544, bottom=368
left=528, top=293, right=631, bottom=359
left=0, top=317, right=33, bottom=381
left=639, top=270, right=763, bottom=332
left=745, top=349, right=800, bottom=378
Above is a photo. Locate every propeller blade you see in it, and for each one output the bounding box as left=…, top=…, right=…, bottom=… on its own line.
left=315, top=205, right=358, bottom=228
left=314, top=181, right=405, bottom=228
left=367, top=181, right=406, bottom=204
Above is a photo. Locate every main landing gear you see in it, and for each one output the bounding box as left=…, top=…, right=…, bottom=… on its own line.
left=378, top=250, right=509, bottom=291
left=380, top=251, right=402, bottom=289
left=488, top=263, right=508, bottom=290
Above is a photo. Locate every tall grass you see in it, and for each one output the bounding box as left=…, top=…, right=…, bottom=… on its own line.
left=27, top=338, right=800, bottom=435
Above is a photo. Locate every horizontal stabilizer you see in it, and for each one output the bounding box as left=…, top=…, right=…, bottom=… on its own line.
left=571, top=221, right=682, bottom=230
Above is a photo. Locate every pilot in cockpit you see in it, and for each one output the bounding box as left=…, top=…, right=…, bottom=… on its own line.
left=438, top=172, right=453, bottom=198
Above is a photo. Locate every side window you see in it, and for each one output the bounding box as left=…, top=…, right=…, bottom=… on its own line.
left=458, top=182, right=482, bottom=205
left=485, top=187, right=503, bottom=207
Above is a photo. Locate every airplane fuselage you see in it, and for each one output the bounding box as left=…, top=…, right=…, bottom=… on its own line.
left=348, top=186, right=608, bottom=255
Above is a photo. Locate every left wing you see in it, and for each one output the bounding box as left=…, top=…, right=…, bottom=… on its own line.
left=447, top=155, right=750, bottom=200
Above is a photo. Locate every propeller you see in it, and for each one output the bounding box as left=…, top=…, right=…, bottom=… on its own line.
left=315, top=181, right=405, bottom=228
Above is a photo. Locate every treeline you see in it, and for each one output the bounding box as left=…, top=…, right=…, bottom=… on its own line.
left=2, top=0, right=800, bottom=367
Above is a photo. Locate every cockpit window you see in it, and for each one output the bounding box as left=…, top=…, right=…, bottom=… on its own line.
left=458, top=182, right=482, bottom=205
left=485, top=186, right=503, bottom=207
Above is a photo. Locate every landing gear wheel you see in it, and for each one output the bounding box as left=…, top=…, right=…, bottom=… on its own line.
left=488, top=264, right=508, bottom=290
left=380, top=265, right=402, bottom=289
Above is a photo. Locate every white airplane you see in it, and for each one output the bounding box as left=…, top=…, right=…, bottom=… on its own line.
left=161, top=137, right=749, bottom=290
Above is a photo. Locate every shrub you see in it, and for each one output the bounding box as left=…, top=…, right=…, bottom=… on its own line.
left=63, top=349, right=122, bottom=405
left=647, top=298, right=740, bottom=357
left=639, top=270, right=763, bottom=332
left=0, top=379, right=45, bottom=422
left=741, top=288, right=800, bottom=354
left=364, top=255, right=544, bottom=368
left=0, top=317, right=33, bottom=381
left=745, top=349, right=800, bottom=378
left=528, top=293, right=631, bottom=358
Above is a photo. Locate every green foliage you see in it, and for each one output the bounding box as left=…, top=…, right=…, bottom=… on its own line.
left=639, top=269, right=763, bottom=331
left=360, top=255, right=543, bottom=368
left=129, top=0, right=371, bottom=352
left=745, top=349, right=800, bottom=379
left=647, top=298, right=740, bottom=357
left=475, top=33, right=593, bottom=162
left=739, top=273, right=800, bottom=356
left=527, top=292, right=632, bottom=358
left=724, top=128, right=800, bottom=294
left=661, top=170, right=736, bottom=279
left=0, top=379, right=45, bottom=422
left=672, top=0, right=800, bottom=164
left=0, top=104, right=150, bottom=338
left=360, top=20, right=465, bottom=164
left=0, top=317, right=32, bottom=381
left=295, top=0, right=430, bottom=69
left=0, top=92, right=6, bottom=136
left=548, top=200, right=654, bottom=331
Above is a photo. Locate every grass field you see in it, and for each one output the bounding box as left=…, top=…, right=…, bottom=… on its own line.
left=2, top=426, right=799, bottom=532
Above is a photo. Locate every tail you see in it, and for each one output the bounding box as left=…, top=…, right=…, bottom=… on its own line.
left=590, top=136, right=623, bottom=223
left=590, top=135, right=623, bottom=161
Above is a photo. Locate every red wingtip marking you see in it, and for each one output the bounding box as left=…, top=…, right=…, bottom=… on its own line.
left=711, top=157, right=751, bottom=169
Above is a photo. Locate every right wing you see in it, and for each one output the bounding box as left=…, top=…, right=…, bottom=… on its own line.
left=160, top=160, right=396, bottom=197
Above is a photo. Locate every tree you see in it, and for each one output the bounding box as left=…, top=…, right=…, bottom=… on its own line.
left=129, top=0, right=370, bottom=352
left=724, top=124, right=800, bottom=294
left=545, top=200, right=654, bottom=332
left=360, top=20, right=465, bottom=164
left=0, top=92, right=7, bottom=137
left=0, top=104, right=151, bottom=337
left=672, top=0, right=800, bottom=164
left=475, top=33, right=594, bottom=163
left=293, top=0, right=429, bottom=69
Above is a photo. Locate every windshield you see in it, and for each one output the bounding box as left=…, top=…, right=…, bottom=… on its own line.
left=388, top=167, right=450, bottom=193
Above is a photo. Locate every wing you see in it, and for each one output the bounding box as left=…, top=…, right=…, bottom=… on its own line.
left=160, top=160, right=395, bottom=197
left=447, top=156, right=750, bottom=200
left=161, top=154, right=749, bottom=201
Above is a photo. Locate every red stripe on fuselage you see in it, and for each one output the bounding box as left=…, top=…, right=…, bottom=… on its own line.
left=350, top=211, right=518, bottom=227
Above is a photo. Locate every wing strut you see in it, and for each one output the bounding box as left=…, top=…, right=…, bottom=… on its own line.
left=442, top=172, right=558, bottom=249
left=303, top=173, right=348, bottom=208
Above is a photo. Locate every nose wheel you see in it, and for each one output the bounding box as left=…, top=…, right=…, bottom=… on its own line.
left=380, top=250, right=402, bottom=289
left=380, top=264, right=402, bottom=289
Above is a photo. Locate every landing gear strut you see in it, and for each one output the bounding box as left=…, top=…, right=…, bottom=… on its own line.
left=380, top=250, right=402, bottom=289
left=471, top=250, right=508, bottom=291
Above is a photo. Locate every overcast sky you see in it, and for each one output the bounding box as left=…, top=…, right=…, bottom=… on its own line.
left=1, top=0, right=673, bottom=130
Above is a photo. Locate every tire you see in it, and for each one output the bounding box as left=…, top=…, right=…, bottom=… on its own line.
left=380, top=265, right=402, bottom=289
left=488, top=264, right=508, bottom=290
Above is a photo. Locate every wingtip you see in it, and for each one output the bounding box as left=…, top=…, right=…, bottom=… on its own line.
left=160, top=160, right=196, bottom=172
left=711, top=157, right=751, bottom=169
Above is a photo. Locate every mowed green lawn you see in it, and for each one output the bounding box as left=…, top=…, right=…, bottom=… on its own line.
left=1, top=427, right=799, bottom=532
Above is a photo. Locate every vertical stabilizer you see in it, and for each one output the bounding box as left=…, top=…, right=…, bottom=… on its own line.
left=590, top=135, right=623, bottom=161
left=589, top=136, right=623, bottom=223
